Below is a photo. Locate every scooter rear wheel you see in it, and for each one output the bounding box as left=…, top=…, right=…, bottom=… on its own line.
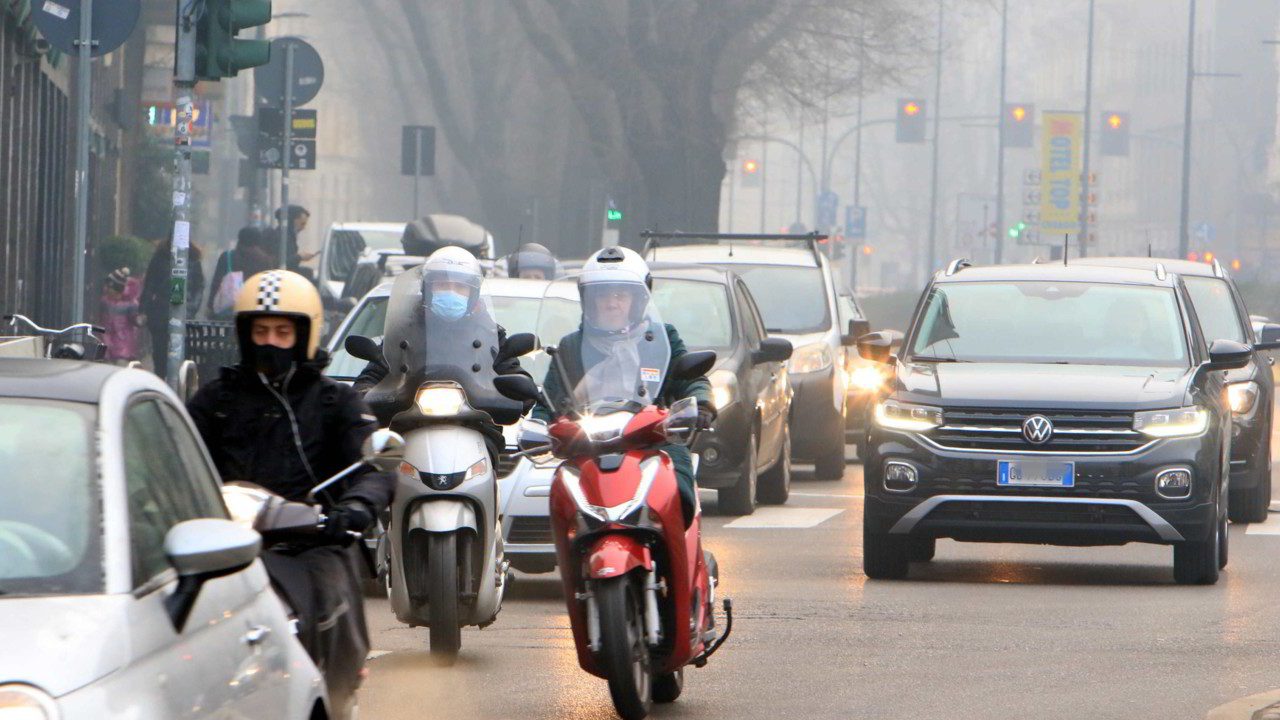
left=596, top=576, right=653, bottom=720
left=428, top=532, right=462, bottom=664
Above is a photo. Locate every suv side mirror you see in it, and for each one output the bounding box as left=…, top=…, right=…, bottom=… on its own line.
left=1207, top=339, right=1252, bottom=371
left=858, top=331, right=900, bottom=364
left=164, top=519, right=261, bottom=632
left=1255, top=323, right=1280, bottom=351
left=751, top=338, right=793, bottom=365
left=842, top=319, right=872, bottom=346
left=345, top=334, right=382, bottom=363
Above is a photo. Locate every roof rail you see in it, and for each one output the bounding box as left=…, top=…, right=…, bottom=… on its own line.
left=1154, top=263, right=1167, bottom=281
left=1211, top=258, right=1225, bottom=278
left=639, top=230, right=827, bottom=266
left=944, top=257, right=972, bottom=276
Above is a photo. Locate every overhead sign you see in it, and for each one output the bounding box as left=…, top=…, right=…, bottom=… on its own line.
left=817, top=191, right=839, bottom=229
left=845, top=205, right=867, bottom=240
left=34, top=0, right=140, bottom=57
left=1039, top=112, right=1083, bottom=235
left=254, top=37, right=325, bottom=108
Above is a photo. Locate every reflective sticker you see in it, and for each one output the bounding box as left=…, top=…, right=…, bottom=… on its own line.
left=640, top=367, right=661, bottom=383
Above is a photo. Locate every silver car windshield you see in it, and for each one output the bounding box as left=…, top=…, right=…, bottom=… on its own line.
left=0, top=399, right=101, bottom=596
left=910, top=281, right=1190, bottom=367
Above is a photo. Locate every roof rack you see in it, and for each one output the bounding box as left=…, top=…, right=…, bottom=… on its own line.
left=1154, top=263, right=1167, bottom=281
left=640, top=231, right=827, bottom=267
left=1211, top=258, right=1226, bottom=278
left=943, top=257, right=972, bottom=276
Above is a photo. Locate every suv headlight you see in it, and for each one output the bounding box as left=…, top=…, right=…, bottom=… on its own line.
left=1227, top=382, right=1260, bottom=416
left=874, top=400, right=944, bottom=432
left=709, top=370, right=737, bottom=410
left=790, top=343, right=833, bottom=374
left=1133, top=407, right=1209, bottom=438
left=850, top=365, right=885, bottom=392
left=0, top=684, right=59, bottom=720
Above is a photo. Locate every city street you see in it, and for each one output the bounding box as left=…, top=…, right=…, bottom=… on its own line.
left=361, top=440, right=1280, bottom=719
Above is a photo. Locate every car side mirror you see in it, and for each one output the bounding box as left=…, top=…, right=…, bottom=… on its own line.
left=1255, top=323, right=1280, bottom=351
left=164, top=519, right=261, bottom=632
left=858, top=331, right=898, bottom=364
left=361, top=428, right=406, bottom=471
left=843, top=319, right=872, bottom=347
left=494, top=374, right=544, bottom=404
left=752, top=338, right=793, bottom=365
left=496, top=332, right=539, bottom=365
left=672, top=350, right=716, bottom=380
left=345, top=334, right=382, bottom=363
left=1207, top=339, right=1252, bottom=371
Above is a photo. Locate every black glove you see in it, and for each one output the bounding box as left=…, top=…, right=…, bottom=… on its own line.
left=696, top=401, right=717, bottom=430
left=323, top=501, right=375, bottom=544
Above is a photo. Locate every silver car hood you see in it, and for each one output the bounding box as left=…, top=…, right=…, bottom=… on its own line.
left=0, top=594, right=131, bottom=697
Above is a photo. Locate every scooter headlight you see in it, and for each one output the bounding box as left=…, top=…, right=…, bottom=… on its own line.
left=559, top=466, right=607, bottom=523
left=559, top=458, right=662, bottom=524
left=0, top=684, right=60, bottom=720
left=578, top=412, right=633, bottom=443
left=415, top=385, right=467, bottom=416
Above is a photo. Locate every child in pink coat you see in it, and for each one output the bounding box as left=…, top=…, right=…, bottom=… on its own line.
left=100, top=267, right=142, bottom=362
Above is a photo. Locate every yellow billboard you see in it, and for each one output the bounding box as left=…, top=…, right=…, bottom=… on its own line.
left=1039, top=112, right=1083, bottom=234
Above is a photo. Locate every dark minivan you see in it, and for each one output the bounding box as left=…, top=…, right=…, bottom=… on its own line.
left=859, top=261, right=1251, bottom=585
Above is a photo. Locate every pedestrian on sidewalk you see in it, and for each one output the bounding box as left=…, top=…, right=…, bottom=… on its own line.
left=141, top=234, right=205, bottom=379
left=99, top=267, right=142, bottom=362
left=209, top=226, right=274, bottom=319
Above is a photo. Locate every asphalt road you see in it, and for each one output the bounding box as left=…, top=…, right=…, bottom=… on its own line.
left=360, top=445, right=1280, bottom=719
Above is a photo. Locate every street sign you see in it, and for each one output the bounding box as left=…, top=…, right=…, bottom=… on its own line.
left=1039, top=112, right=1083, bottom=233
left=401, top=126, right=436, bottom=176
left=258, top=139, right=316, bottom=170
left=259, top=108, right=317, bottom=139
left=817, top=191, right=839, bottom=229
left=1194, top=222, right=1215, bottom=243
left=34, top=0, right=140, bottom=57
left=254, top=37, right=325, bottom=107
left=845, top=205, right=867, bottom=240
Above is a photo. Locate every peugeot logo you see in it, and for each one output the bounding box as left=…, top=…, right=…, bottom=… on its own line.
left=1022, top=415, right=1054, bottom=445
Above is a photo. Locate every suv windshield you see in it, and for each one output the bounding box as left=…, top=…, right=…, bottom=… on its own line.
left=910, top=281, right=1189, bottom=367
left=1184, top=276, right=1246, bottom=344
left=652, top=279, right=735, bottom=351
left=726, top=265, right=829, bottom=334
left=0, top=399, right=101, bottom=596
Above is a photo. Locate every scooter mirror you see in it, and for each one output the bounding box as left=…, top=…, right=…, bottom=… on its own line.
left=496, top=332, right=539, bottom=365
left=517, top=417, right=552, bottom=451
left=362, top=429, right=406, bottom=471
left=345, top=334, right=382, bottom=363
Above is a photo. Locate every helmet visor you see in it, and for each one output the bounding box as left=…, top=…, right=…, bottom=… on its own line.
left=582, top=282, right=651, bottom=334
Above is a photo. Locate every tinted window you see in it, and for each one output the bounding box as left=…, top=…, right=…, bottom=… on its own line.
left=1184, top=277, right=1246, bottom=344
left=652, top=279, right=735, bottom=351
left=328, top=296, right=389, bottom=379
left=0, top=400, right=101, bottom=596
left=736, top=283, right=764, bottom=347
left=727, top=265, right=830, bottom=334
left=910, top=281, right=1189, bottom=367
left=124, top=399, right=226, bottom=587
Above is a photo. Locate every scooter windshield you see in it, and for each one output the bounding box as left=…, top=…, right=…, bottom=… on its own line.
left=370, top=265, right=524, bottom=424
left=540, top=281, right=671, bottom=414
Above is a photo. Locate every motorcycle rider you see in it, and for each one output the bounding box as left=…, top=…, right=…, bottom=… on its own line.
left=187, top=269, right=392, bottom=708
left=535, top=246, right=714, bottom=526
left=504, top=242, right=562, bottom=280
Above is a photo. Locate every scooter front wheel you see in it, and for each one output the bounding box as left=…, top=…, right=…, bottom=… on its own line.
left=596, top=575, right=653, bottom=720
left=428, top=532, right=462, bottom=663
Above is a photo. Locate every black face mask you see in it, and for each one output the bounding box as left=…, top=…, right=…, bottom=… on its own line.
left=252, top=344, right=296, bottom=379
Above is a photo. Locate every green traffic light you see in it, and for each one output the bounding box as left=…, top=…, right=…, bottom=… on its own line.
left=606, top=208, right=623, bottom=222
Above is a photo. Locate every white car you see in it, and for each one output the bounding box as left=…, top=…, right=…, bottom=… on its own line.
left=0, top=359, right=327, bottom=719
left=318, top=221, right=408, bottom=303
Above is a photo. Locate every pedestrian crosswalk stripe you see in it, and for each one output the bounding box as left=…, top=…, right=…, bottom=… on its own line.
left=724, top=507, right=844, bottom=529
left=1245, top=508, right=1280, bottom=535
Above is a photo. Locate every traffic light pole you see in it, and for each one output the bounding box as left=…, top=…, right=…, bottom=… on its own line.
left=1178, top=0, right=1197, bottom=257
left=925, top=0, right=944, bottom=280
left=994, top=0, right=1008, bottom=264
left=1078, top=0, right=1096, bottom=258
left=166, top=0, right=198, bottom=390
left=71, top=0, right=93, bottom=323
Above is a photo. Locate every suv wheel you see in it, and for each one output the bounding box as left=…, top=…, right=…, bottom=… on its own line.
left=757, top=426, right=792, bottom=505
left=718, top=433, right=757, bottom=516
left=1228, top=447, right=1271, bottom=523
left=909, top=537, right=936, bottom=563
left=863, top=525, right=909, bottom=579
left=1173, top=512, right=1222, bottom=585
left=814, top=442, right=846, bottom=481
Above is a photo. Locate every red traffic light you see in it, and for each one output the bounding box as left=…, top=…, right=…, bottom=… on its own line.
left=1186, top=251, right=1200, bottom=262
left=742, top=159, right=759, bottom=174
left=902, top=101, right=921, bottom=117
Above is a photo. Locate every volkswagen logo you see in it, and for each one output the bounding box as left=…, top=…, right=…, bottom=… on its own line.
left=1022, top=415, right=1054, bottom=445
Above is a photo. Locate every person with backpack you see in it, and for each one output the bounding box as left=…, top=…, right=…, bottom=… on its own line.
left=209, top=227, right=275, bottom=319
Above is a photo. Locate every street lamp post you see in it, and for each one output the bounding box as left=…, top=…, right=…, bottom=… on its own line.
left=1178, top=0, right=1198, bottom=257
left=995, top=0, right=1008, bottom=264
left=1079, top=0, right=1097, bottom=258
left=926, top=0, right=945, bottom=280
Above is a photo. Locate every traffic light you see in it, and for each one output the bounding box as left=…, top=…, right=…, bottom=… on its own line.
left=196, top=0, right=273, bottom=81
left=1002, top=103, right=1035, bottom=148
left=896, top=98, right=926, bottom=144
left=1100, top=111, right=1130, bottom=157
left=741, top=158, right=761, bottom=187
left=1007, top=221, right=1027, bottom=240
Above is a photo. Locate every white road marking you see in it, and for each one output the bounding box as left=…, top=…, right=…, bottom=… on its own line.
left=724, top=507, right=844, bottom=529
left=790, top=491, right=864, bottom=499
left=367, top=650, right=393, bottom=661
left=1244, top=508, right=1280, bottom=535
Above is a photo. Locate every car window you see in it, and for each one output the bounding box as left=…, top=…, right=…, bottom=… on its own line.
left=1183, top=277, right=1246, bottom=344
left=124, top=398, right=226, bottom=587
left=490, top=294, right=544, bottom=335
left=328, top=296, right=390, bottom=379
left=726, top=265, right=831, bottom=335
left=652, top=279, right=736, bottom=351
left=736, top=282, right=764, bottom=347
left=327, top=229, right=403, bottom=281
left=155, top=402, right=228, bottom=516
left=0, top=399, right=102, bottom=596
left=910, top=281, right=1189, bottom=367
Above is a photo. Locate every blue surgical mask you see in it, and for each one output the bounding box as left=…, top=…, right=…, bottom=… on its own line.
left=432, top=291, right=469, bottom=320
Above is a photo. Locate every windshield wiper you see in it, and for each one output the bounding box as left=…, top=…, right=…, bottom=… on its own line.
left=911, top=355, right=965, bottom=363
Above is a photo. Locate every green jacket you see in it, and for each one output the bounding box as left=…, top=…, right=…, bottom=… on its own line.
left=534, top=323, right=711, bottom=421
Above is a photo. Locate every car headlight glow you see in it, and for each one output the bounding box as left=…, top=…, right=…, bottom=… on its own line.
left=789, top=343, right=833, bottom=374
left=578, top=412, right=633, bottom=442
left=850, top=366, right=885, bottom=392
left=1133, top=407, right=1209, bottom=438
left=0, top=684, right=59, bottom=720
left=710, top=370, right=737, bottom=410
left=1227, top=382, right=1260, bottom=415
left=874, top=400, right=944, bottom=432
left=415, top=386, right=467, bottom=416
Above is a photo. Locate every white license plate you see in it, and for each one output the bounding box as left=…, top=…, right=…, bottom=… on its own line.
left=997, top=459, right=1075, bottom=488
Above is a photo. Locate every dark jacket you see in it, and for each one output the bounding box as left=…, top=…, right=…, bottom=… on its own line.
left=142, top=242, right=205, bottom=322
left=187, top=356, right=393, bottom=512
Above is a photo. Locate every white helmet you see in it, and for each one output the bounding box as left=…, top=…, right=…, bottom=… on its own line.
left=422, top=246, right=483, bottom=320
left=579, top=246, right=652, bottom=333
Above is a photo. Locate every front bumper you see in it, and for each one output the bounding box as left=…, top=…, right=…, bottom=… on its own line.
left=789, top=366, right=844, bottom=458
left=694, top=401, right=752, bottom=489
left=864, top=428, right=1221, bottom=546
left=499, top=458, right=558, bottom=569
left=1228, top=409, right=1269, bottom=488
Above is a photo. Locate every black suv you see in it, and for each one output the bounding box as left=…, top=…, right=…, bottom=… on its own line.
left=1078, top=257, right=1280, bottom=522
left=858, top=261, right=1252, bottom=585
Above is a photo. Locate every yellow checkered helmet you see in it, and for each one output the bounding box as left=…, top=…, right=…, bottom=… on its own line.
left=233, top=270, right=324, bottom=360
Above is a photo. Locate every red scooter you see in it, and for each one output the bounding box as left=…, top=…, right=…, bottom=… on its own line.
left=496, top=349, right=733, bottom=720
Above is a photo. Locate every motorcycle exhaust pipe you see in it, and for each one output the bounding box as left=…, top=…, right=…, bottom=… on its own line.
left=643, top=569, right=663, bottom=647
